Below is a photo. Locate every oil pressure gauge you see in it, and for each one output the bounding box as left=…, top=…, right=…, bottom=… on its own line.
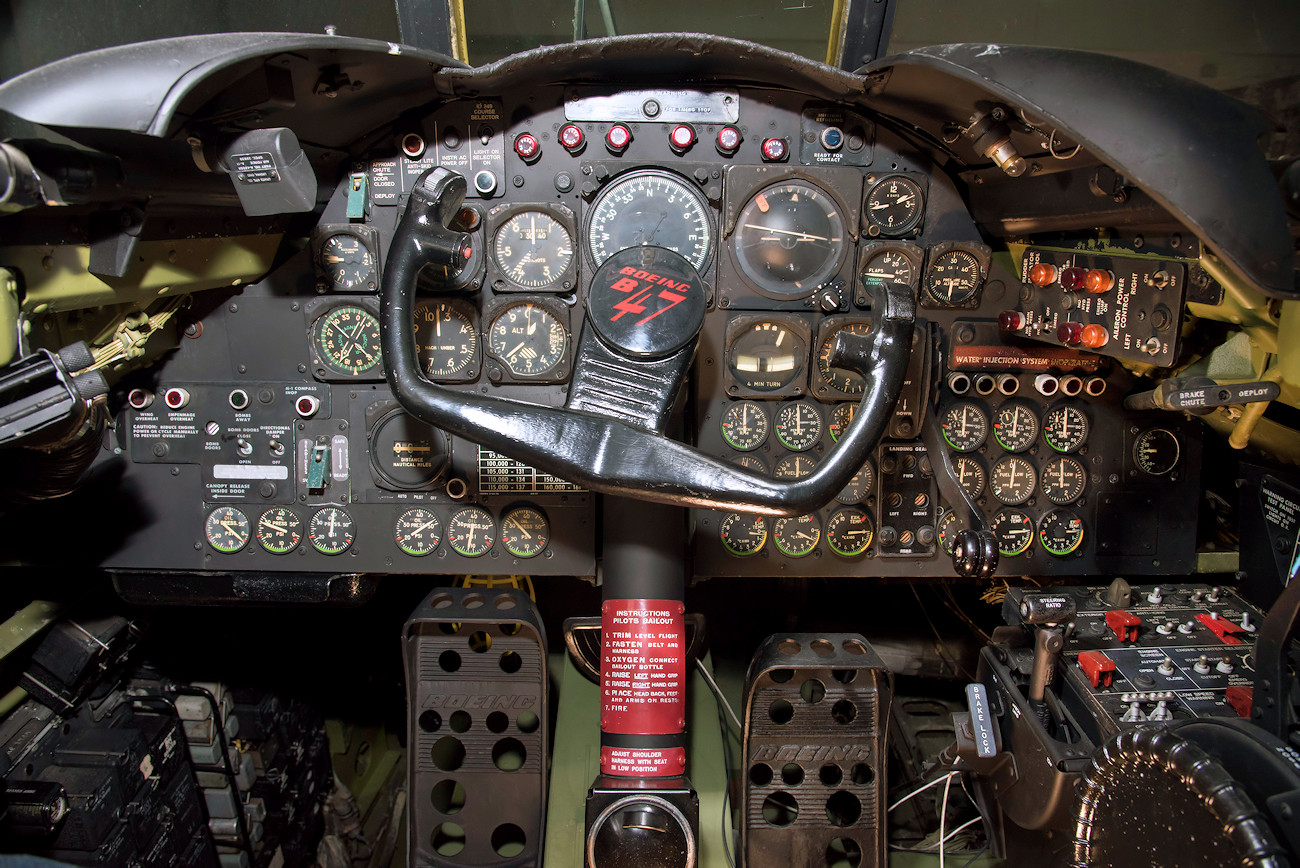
left=206, top=507, right=250, bottom=554
left=500, top=507, right=550, bottom=559
left=256, top=507, right=302, bottom=555
left=309, top=508, right=355, bottom=555
left=447, top=506, right=496, bottom=557
left=394, top=508, right=442, bottom=557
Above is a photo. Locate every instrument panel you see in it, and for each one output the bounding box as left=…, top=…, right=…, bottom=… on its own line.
left=70, top=82, right=1203, bottom=583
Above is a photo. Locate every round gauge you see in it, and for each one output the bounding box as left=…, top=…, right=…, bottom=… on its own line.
left=720, top=401, right=769, bottom=451
left=312, top=306, right=383, bottom=376
left=500, top=507, right=550, bottom=559
left=817, top=321, right=872, bottom=394
left=826, top=508, right=874, bottom=557
left=774, top=402, right=822, bottom=451
left=732, top=181, right=846, bottom=297
left=727, top=321, right=807, bottom=393
left=369, top=409, right=451, bottom=490
left=1043, top=406, right=1089, bottom=453
left=925, top=249, right=983, bottom=305
left=1039, top=509, right=1085, bottom=556
left=447, top=506, right=496, bottom=557
left=829, top=403, right=855, bottom=442
left=864, top=176, right=924, bottom=235
left=941, top=402, right=989, bottom=452
left=772, top=514, right=821, bottom=558
left=991, top=455, right=1037, bottom=505
left=488, top=303, right=568, bottom=377
left=493, top=211, right=574, bottom=288
left=994, top=403, right=1040, bottom=452
left=205, top=506, right=250, bottom=554
left=256, top=507, right=302, bottom=555
left=992, top=508, right=1035, bottom=556
left=394, top=508, right=442, bottom=557
left=719, top=513, right=768, bottom=557
left=861, top=249, right=916, bottom=285
left=937, top=509, right=967, bottom=555
left=733, top=453, right=768, bottom=475
left=309, top=507, right=355, bottom=555
left=587, top=169, right=713, bottom=271
left=318, top=233, right=375, bottom=289
left=414, top=301, right=478, bottom=379
left=774, top=453, right=818, bottom=480
left=953, top=456, right=986, bottom=499
left=1134, top=428, right=1181, bottom=476
left=835, top=461, right=875, bottom=505
left=1041, top=456, right=1087, bottom=505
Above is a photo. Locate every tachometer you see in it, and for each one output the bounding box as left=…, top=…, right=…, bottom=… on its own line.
left=586, top=169, right=713, bottom=271
left=720, top=401, right=769, bottom=451
left=732, top=181, right=846, bottom=297
left=941, top=402, right=988, bottom=452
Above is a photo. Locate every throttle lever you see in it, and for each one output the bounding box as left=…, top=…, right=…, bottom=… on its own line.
left=917, top=325, right=998, bottom=579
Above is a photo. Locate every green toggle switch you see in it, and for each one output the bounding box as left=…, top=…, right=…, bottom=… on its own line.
left=307, top=444, right=329, bottom=494
left=346, top=172, right=368, bottom=220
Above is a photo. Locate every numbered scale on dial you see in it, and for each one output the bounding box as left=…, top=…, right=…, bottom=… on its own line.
left=942, top=403, right=988, bottom=452
left=720, top=401, right=770, bottom=451
left=310, top=508, right=355, bottom=555
left=719, top=513, right=768, bottom=557
left=953, top=456, right=985, bottom=499
left=835, top=462, right=875, bottom=505
left=992, top=508, right=1035, bottom=556
left=1041, top=456, right=1087, bottom=505
left=394, top=508, right=442, bottom=557
left=991, top=456, right=1037, bottom=505
left=447, top=506, right=496, bottom=557
left=257, top=507, right=302, bottom=554
left=500, top=507, right=550, bottom=559
left=1039, top=509, right=1085, bottom=556
left=774, top=453, right=818, bottom=480
left=1043, top=406, right=1089, bottom=453
left=994, top=403, right=1039, bottom=452
left=774, top=402, right=822, bottom=451
left=772, top=514, right=821, bottom=558
left=826, top=508, right=874, bottom=557
left=206, top=507, right=250, bottom=554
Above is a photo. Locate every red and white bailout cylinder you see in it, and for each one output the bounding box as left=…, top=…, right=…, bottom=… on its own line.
left=599, top=598, right=688, bottom=777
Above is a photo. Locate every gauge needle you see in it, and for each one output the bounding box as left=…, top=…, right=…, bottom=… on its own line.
left=505, top=341, right=527, bottom=359
left=795, top=531, right=816, bottom=542
left=411, top=517, right=439, bottom=535
left=525, top=307, right=537, bottom=335
left=742, top=223, right=829, bottom=242
left=262, top=520, right=285, bottom=532
left=509, top=519, right=532, bottom=539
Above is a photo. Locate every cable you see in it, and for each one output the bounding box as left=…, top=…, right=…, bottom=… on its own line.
left=938, top=771, right=953, bottom=868
left=909, top=586, right=973, bottom=681
left=696, top=658, right=742, bottom=735
left=888, top=770, right=958, bottom=812
left=959, top=844, right=989, bottom=868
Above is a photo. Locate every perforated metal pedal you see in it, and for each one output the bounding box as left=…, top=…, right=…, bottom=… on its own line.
left=740, top=634, right=891, bottom=868
left=404, top=587, right=549, bottom=867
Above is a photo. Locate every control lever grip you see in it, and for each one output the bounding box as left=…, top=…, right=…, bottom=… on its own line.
left=1123, top=376, right=1280, bottom=415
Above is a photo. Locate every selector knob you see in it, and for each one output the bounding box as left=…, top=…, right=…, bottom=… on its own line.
left=473, top=170, right=499, bottom=197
